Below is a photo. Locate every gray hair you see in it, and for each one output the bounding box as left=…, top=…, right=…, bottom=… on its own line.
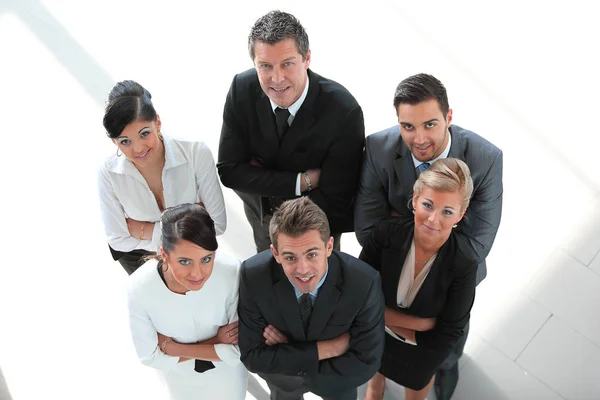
left=248, top=10, right=310, bottom=61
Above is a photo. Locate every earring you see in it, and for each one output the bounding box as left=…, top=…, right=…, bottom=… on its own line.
left=412, top=209, right=415, bottom=215
left=452, top=224, right=458, bottom=228
left=116, top=148, right=122, bottom=157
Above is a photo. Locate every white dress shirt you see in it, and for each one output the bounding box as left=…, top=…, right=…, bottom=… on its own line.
left=98, top=136, right=226, bottom=253
left=127, top=252, right=248, bottom=399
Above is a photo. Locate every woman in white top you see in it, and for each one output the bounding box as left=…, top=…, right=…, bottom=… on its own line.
left=359, top=158, right=478, bottom=400
left=98, top=80, right=226, bottom=274
left=127, top=203, right=248, bottom=399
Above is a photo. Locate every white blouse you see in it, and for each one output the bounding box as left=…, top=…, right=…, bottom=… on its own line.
left=98, top=136, right=226, bottom=253
left=127, top=252, right=247, bottom=399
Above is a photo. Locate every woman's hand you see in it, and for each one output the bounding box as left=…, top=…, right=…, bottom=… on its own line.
left=215, top=321, right=238, bottom=344
left=157, top=332, right=175, bottom=355
left=126, top=217, right=150, bottom=240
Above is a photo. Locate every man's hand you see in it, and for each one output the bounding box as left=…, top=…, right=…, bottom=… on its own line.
left=317, top=332, right=350, bottom=360
left=390, top=208, right=401, bottom=217
left=301, top=168, right=321, bottom=192
left=263, top=325, right=289, bottom=346
left=250, top=158, right=263, bottom=168
left=215, top=321, right=239, bottom=344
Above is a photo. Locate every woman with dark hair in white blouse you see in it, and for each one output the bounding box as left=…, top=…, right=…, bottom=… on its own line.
left=127, top=203, right=247, bottom=399
left=98, top=80, right=226, bottom=274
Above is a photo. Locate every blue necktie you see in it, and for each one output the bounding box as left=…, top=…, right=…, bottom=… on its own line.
left=418, top=162, right=431, bottom=173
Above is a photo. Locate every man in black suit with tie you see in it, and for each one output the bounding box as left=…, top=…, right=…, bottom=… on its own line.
left=354, top=73, right=503, bottom=400
left=238, top=197, right=385, bottom=400
left=217, top=10, right=365, bottom=252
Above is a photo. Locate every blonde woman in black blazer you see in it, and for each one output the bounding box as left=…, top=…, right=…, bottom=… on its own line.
left=359, top=158, right=477, bottom=400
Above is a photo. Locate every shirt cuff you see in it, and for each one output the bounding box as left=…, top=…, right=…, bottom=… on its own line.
left=295, top=173, right=302, bottom=196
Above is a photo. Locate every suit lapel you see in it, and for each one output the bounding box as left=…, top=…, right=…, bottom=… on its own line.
left=277, top=70, right=319, bottom=159
left=447, top=125, right=465, bottom=159
left=272, top=266, right=307, bottom=340
left=306, top=254, right=342, bottom=340
left=256, top=92, right=280, bottom=146
left=393, top=138, right=418, bottom=207
left=380, top=229, right=413, bottom=307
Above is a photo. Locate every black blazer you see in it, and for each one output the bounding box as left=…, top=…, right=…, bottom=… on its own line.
left=238, top=250, right=385, bottom=396
left=217, top=69, right=365, bottom=233
left=355, top=124, right=503, bottom=283
left=359, top=218, right=477, bottom=359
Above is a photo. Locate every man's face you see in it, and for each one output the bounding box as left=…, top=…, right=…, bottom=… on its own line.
left=253, top=38, right=311, bottom=108
left=271, top=230, right=333, bottom=293
left=397, top=99, right=452, bottom=162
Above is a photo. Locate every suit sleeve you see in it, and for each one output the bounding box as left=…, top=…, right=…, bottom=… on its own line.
left=358, top=219, right=386, bottom=272
left=307, top=105, right=365, bottom=217
left=315, top=273, right=385, bottom=388
left=415, top=257, right=476, bottom=358
left=238, top=262, right=320, bottom=376
left=217, top=75, right=298, bottom=197
left=456, top=150, right=503, bottom=263
left=354, top=135, right=392, bottom=246
left=193, top=142, right=227, bottom=235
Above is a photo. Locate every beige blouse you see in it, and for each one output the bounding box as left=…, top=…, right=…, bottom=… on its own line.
left=385, top=240, right=437, bottom=345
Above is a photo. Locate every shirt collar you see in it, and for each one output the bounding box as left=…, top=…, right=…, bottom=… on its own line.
left=290, top=264, right=329, bottom=300
left=106, top=135, right=187, bottom=175
left=269, top=75, right=310, bottom=117
left=412, top=129, right=452, bottom=169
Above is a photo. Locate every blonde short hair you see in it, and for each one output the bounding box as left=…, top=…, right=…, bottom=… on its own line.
left=413, top=158, right=474, bottom=211
left=269, top=197, right=330, bottom=250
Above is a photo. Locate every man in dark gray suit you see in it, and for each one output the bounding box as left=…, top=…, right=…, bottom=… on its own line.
left=354, top=73, right=503, bottom=400
left=239, top=197, right=385, bottom=400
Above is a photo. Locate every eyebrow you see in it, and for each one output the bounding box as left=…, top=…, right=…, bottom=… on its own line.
left=116, top=126, right=150, bottom=140
left=281, top=246, right=320, bottom=256
left=399, top=118, right=440, bottom=125
left=422, top=197, right=456, bottom=210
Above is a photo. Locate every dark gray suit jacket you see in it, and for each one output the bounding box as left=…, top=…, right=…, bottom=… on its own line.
left=354, top=125, right=503, bottom=283
left=217, top=69, right=365, bottom=233
left=238, top=250, right=385, bottom=396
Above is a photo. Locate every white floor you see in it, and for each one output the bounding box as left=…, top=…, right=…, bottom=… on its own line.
left=1, top=0, right=600, bottom=399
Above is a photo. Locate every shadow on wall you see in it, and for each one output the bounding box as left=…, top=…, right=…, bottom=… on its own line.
left=0, top=365, right=13, bottom=400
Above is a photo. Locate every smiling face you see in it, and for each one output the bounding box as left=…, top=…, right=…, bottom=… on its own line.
left=271, top=229, right=333, bottom=294
left=412, top=185, right=465, bottom=250
left=254, top=38, right=311, bottom=108
left=160, top=240, right=215, bottom=294
left=397, top=99, right=453, bottom=162
left=113, top=116, right=163, bottom=168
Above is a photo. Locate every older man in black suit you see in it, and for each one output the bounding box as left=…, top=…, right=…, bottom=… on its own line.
left=238, top=197, right=385, bottom=400
left=354, top=73, right=503, bottom=400
left=217, top=10, right=365, bottom=253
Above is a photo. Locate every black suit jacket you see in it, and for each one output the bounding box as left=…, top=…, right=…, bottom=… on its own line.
left=238, top=250, right=385, bottom=396
left=359, top=218, right=477, bottom=363
left=218, top=69, right=365, bottom=233
left=355, top=124, right=503, bottom=283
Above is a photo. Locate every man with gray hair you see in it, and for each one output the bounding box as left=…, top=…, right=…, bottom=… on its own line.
left=238, top=197, right=385, bottom=400
left=217, top=10, right=365, bottom=253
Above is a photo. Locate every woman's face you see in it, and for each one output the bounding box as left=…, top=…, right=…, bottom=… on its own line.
left=412, top=185, right=466, bottom=247
left=113, top=116, right=162, bottom=168
left=160, top=240, right=215, bottom=293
